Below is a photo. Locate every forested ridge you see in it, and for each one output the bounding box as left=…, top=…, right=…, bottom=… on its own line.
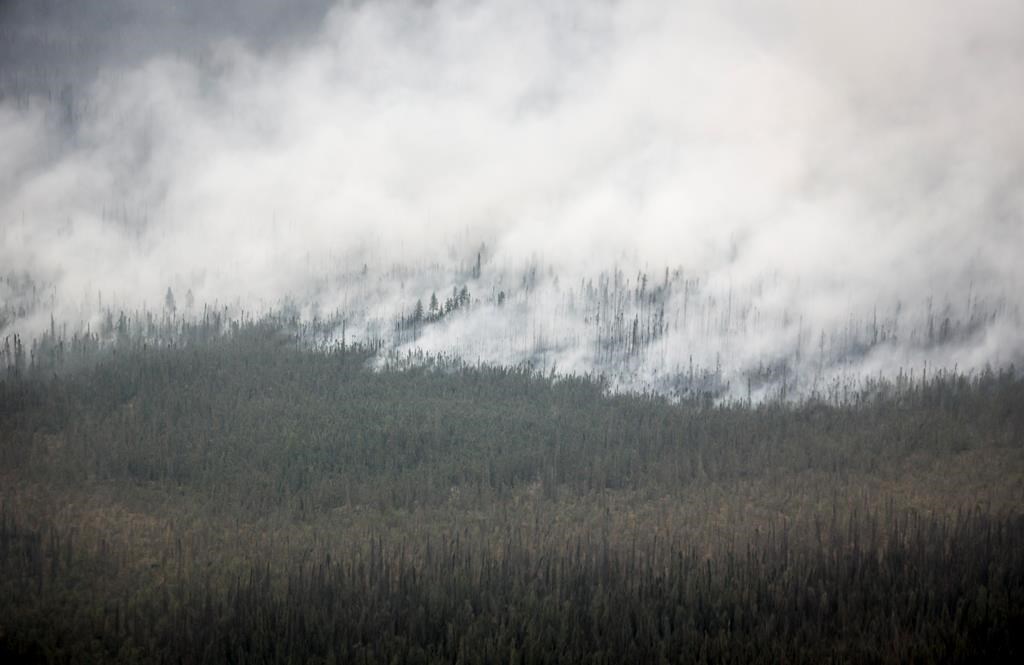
left=1, top=322, right=1023, bottom=662
left=3, top=0, right=1024, bottom=660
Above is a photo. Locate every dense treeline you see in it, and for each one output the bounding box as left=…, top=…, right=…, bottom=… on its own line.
left=5, top=252, right=1016, bottom=402
left=3, top=323, right=1021, bottom=511
left=2, top=506, right=1022, bottom=664
left=1, top=324, right=1022, bottom=662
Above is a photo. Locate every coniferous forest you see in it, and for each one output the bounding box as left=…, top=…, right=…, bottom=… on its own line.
left=1, top=319, right=1022, bottom=663
left=4, top=0, right=1024, bottom=662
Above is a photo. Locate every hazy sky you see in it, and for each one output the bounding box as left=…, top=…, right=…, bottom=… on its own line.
left=1, top=0, right=1022, bottom=386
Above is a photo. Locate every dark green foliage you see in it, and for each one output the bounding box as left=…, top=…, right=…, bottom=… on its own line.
left=1, top=507, right=1022, bottom=664
left=0, top=327, right=1022, bottom=662
left=3, top=328, right=1020, bottom=511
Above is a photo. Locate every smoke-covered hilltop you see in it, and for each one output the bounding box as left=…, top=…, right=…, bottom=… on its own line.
left=2, top=0, right=1022, bottom=397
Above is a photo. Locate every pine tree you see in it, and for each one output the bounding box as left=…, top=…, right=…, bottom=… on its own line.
left=165, top=287, right=176, bottom=314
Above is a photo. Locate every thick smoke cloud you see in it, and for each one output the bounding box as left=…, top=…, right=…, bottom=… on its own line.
left=1, top=0, right=1022, bottom=395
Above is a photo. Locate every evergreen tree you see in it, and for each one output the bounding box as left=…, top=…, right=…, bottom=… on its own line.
left=165, top=287, right=176, bottom=314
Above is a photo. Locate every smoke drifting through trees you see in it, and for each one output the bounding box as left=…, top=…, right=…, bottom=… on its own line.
left=2, top=6, right=1023, bottom=659
left=2, top=0, right=1023, bottom=396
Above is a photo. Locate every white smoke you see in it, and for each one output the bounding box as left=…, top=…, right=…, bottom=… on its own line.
left=1, top=0, right=1022, bottom=394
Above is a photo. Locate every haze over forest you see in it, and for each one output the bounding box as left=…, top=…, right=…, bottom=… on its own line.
left=2, top=0, right=1022, bottom=397
left=4, top=3, right=1024, bottom=662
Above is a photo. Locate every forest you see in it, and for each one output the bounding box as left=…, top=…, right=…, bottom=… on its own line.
left=3, top=0, right=1024, bottom=662
left=1, top=318, right=1022, bottom=662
